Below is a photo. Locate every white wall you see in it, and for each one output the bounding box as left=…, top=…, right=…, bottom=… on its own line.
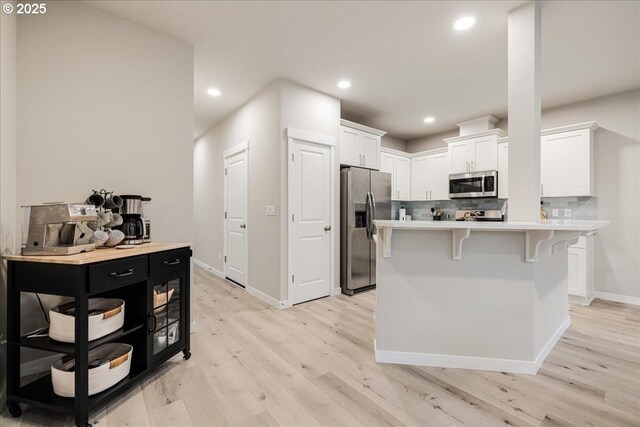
left=0, top=0, right=18, bottom=406
left=381, top=135, right=407, bottom=152
left=405, top=129, right=458, bottom=153
left=15, top=0, right=194, bottom=361
left=193, top=79, right=340, bottom=303
left=193, top=82, right=282, bottom=300
left=497, top=89, right=640, bottom=299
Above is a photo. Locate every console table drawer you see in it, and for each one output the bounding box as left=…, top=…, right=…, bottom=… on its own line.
left=89, top=256, right=148, bottom=293
left=149, top=249, right=191, bottom=278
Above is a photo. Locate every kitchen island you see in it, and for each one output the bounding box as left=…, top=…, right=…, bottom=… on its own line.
left=372, top=219, right=608, bottom=374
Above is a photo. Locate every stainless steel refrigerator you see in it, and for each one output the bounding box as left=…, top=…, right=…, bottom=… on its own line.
left=340, top=167, right=391, bottom=295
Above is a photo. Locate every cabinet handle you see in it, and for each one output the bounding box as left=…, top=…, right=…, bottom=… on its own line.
left=541, top=184, right=543, bottom=195
left=324, top=225, right=332, bottom=231
left=471, top=161, right=475, bottom=171
left=466, top=161, right=469, bottom=171
left=240, top=224, right=246, bottom=229
left=162, top=259, right=181, bottom=266
left=430, top=190, right=433, bottom=200
left=109, top=269, right=133, bottom=277
left=147, top=313, right=157, bottom=333
left=363, top=154, right=366, bottom=165
left=397, top=190, right=399, bottom=199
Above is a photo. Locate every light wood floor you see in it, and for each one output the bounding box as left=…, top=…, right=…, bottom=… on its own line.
left=3, top=266, right=640, bottom=426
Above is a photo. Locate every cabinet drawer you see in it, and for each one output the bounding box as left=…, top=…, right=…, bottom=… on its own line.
left=150, top=248, right=191, bottom=278
left=90, top=256, right=148, bottom=294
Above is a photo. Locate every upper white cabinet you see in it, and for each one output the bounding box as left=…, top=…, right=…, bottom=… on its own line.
left=339, top=119, right=386, bottom=170
left=497, top=138, right=509, bottom=199
left=445, top=129, right=506, bottom=174
left=411, top=149, right=449, bottom=201
left=541, top=122, right=597, bottom=197
left=381, top=148, right=411, bottom=200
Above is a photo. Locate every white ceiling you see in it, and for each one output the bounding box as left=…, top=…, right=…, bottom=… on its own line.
left=83, top=1, right=640, bottom=141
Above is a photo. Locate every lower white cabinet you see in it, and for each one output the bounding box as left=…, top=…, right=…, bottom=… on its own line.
left=568, top=236, right=594, bottom=306
left=381, top=149, right=411, bottom=201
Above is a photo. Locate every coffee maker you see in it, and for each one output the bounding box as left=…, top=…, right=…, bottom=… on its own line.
left=21, top=203, right=98, bottom=255
left=117, top=195, right=145, bottom=245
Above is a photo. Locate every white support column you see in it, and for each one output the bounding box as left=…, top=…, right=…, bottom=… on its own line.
left=507, top=1, right=542, bottom=222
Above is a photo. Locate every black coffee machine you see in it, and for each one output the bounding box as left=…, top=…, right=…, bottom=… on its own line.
left=118, top=195, right=145, bottom=245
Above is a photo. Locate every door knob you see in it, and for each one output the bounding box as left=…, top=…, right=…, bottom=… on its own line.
left=240, top=224, right=246, bottom=229
left=324, top=225, right=332, bottom=231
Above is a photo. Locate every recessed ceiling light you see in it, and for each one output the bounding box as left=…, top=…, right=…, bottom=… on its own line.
left=337, top=80, right=351, bottom=89
left=423, top=116, right=435, bottom=123
left=454, top=16, right=475, bottom=31
left=207, top=88, right=221, bottom=97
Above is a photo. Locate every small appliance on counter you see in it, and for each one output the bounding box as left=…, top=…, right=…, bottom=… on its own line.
left=21, top=203, right=98, bottom=256
left=141, top=197, right=152, bottom=242
left=117, top=195, right=145, bottom=245
left=454, top=209, right=504, bottom=222
left=449, top=170, right=498, bottom=199
left=430, top=207, right=445, bottom=221
left=398, top=206, right=406, bottom=221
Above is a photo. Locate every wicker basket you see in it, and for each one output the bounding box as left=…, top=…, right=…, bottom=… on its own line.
left=51, top=343, right=133, bottom=397
left=49, top=299, right=125, bottom=343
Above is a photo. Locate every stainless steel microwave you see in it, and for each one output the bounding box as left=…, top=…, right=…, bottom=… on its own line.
left=449, top=170, right=498, bottom=199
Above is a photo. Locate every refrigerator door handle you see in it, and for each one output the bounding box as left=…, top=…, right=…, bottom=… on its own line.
left=369, top=191, right=376, bottom=237
left=365, top=192, right=372, bottom=240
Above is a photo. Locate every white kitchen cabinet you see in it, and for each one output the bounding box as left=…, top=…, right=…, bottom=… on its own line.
left=410, top=149, right=449, bottom=201
left=568, top=236, right=594, bottom=306
left=445, top=129, right=506, bottom=174
left=411, top=155, right=429, bottom=201
left=339, top=119, right=386, bottom=170
left=541, top=123, right=597, bottom=197
left=497, top=138, right=509, bottom=199
left=381, top=149, right=411, bottom=201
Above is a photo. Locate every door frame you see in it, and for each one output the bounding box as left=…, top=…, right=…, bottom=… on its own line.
left=286, top=128, right=336, bottom=306
left=223, top=140, right=249, bottom=287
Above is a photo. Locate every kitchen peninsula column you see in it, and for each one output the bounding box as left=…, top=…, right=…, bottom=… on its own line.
left=508, top=1, right=542, bottom=222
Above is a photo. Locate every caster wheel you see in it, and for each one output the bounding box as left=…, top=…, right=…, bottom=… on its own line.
left=183, top=350, right=191, bottom=360
left=8, top=401, right=22, bottom=418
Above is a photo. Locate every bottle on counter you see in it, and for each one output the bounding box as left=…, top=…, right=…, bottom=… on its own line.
left=540, top=201, right=548, bottom=220
left=399, top=206, right=406, bottom=222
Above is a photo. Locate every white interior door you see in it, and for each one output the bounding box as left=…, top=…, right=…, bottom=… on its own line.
left=224, top=147, right=248, bottom=286
left=289, top=138, right=333, bottom=305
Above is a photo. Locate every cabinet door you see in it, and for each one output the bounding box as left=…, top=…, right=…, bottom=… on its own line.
left=449, top=140, right=470, bottom=173
left=340, top=126, right=360, bottom=167
left=411, top=155, right=429, bottom=201
left=497, top=142, right=509, bottom=199
left=380, top=152, right=396, bottom=199
left=470, top=136, right=497, bottom=171
left=360, top=133, right=380, bottom=170
left=148, top=272, right=186, bottom=363
left=396, top=155, right=411, bottom=200
left=428, top=152, right=450, bottom=200
left=541, top=129, right=592, bottom=196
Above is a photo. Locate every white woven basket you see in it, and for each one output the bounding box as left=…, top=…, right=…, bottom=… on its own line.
left=51, top=343, right=133, bottom=397
left=49, top=298, right=125, bottom=343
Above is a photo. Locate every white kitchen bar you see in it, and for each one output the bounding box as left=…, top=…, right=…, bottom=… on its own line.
left=372, top=219, right=609, bottom=374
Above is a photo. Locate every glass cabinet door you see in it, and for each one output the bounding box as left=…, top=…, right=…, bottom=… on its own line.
left=149, top=273, right=184, bottom=359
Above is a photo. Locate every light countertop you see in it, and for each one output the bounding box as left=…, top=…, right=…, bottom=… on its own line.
left=374, top=219, right=609, bottom=232
left=2, top=242, right=191, bottom=265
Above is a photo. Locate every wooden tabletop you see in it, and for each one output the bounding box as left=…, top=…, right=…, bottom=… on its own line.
left=2, top=242, right=191, bottom=265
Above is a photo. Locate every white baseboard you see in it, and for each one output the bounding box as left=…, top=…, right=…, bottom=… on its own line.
left=190, top=320, right=196, bottom=333
left=375, top=317, right=570, bottom=375
left=569, top=294, right=594, bottom=306
left=594, top=291, right=640, bottom=306
left=193, top=258, right=225, bottom=279
left=331, top=286, right=342, bottom=296
left=246, top=286, right=288, bottom=310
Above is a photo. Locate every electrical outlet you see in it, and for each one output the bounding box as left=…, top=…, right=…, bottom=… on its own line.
left=551, top=209, right=559, bottom=218
left=266, top=205, right=276, bottom=216
left=564, top=208, right=572, bottom=218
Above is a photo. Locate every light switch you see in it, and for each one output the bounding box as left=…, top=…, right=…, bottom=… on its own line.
left=564, top=208, right=572, bottom=218
left=266, top=205, right=276, bottom=216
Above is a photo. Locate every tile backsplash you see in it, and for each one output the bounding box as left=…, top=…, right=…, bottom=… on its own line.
left=391, top=197, right=597, bottom=221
